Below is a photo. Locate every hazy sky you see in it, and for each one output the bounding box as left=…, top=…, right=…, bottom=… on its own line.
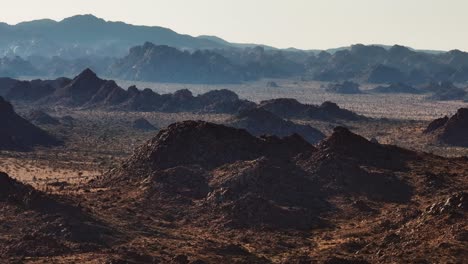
left=2, top=0, right=467, bottom=51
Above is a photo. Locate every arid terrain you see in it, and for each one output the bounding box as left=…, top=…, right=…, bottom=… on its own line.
left=0, top=73, right=467, bottom=263
left=2, top=5, right=468, bottom=263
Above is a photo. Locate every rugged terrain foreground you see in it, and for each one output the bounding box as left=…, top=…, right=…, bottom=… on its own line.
left=1, top=122, right=466, bottom=263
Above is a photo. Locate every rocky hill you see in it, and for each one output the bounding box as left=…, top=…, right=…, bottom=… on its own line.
left=258, top=99, right=365, bottom=121
left=80, top=121, right=468, bottom=263
left=0, top=96, right=59, bottom=150
left=424, top=108, right=468, bottom=146
left=227, top=108, right=325, bottom=144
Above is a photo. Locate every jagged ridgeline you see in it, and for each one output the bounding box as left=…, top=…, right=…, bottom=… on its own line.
left=1, top=15, right=468, bottom=85
left=1, top=69, right=366, bottom=120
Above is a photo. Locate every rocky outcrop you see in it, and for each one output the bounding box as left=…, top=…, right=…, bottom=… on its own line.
left=425, top=108, right=468, bottom=146
left=305, top=127, right=415, bottom=202
left=96, top=121, right=424, bottom=231
left=424, top=116, right=449, bottom=134
left=112, top=121, right=313, bottom=173
left=438, top=108, right=468, bottom=146
left=97, top=121, right=322, bottom=229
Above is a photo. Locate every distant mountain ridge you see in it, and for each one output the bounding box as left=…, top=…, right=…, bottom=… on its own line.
left=0, top=15, right=229, bottom=58
left=2, top=15, right=468, bottom=86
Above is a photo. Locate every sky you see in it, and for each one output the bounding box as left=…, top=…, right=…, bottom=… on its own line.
left=1, top=0, right=468, bottom=51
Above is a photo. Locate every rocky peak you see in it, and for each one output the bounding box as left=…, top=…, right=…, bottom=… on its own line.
left=320, top=126, right=371, bottom=150
left=74, top=68, right=99, bottom=82
left=439, top=108, right=468, bottom=146
left=198, top=89, right=239, bottom=102
left=424, top=116, right=449, bottom=133
left=452, top=108, right=468, bottom=121
left=319, top=101, right=340, bottom=111
left=126, top=121, right=262, bottom=171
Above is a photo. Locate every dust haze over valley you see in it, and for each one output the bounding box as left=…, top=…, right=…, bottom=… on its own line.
left=1, top=2, right=468, bottom=263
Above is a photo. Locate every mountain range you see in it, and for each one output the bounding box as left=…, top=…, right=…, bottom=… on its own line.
left=1, top=15, right=468, bottom=87
left=0, top=15, right=228, bottom=58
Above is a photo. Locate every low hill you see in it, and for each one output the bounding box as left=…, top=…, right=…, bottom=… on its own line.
left=258, top=99, right=365, bottom=121
left=227, top=108, right=325, bottom=144
left=0, top=96, right=59, bottom=150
